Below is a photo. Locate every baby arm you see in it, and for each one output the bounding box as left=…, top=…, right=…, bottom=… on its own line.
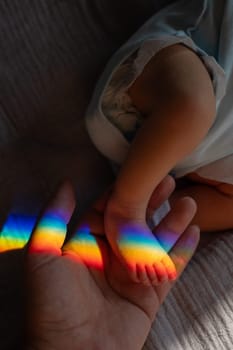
left=105, top=44, right=216, bottom=285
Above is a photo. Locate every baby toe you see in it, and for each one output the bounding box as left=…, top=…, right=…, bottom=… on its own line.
left=126, top=262, right=140, bottom=283
left=145, top=264, right=159, bottom=285
left=161, top=255, right=177, bottom=281
left=136, top=264, right=151, bottom=286
left=153, top=261, right=168, bottom=283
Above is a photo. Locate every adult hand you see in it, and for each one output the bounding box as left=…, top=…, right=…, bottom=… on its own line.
left=25, top=177, right=199, bottom=350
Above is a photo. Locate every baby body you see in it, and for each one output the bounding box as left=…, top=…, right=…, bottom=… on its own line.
left=86, top=0, right=233, bottom=285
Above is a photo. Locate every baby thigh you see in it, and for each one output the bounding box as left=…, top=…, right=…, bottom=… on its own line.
left=171, top=172, right=233, bottom=231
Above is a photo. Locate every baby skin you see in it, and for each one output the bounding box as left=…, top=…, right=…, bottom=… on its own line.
left=105, top=177, right=178, bottom=286
left=105, top=44, right=233, bottom=286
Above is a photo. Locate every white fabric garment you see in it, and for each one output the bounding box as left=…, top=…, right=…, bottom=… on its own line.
left=86, top=0, right=233, bottom=184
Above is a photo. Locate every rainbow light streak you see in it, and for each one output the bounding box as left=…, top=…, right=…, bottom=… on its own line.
left=157, top=231, right=179, bottom=253
left=0, top=213, right=182, bottom=278
left=29, top=213, right=67, bottom=254
left=0, top=213, right=66, bottom=254
left=0, top=214, right=36, bottom=252
left=117, top=224, right=176, bottom=275
left=0, top=214, right=104, bottom=270
left=118, top=224, right=164, bottom=263
left=66, top=224, right=104, bottom=270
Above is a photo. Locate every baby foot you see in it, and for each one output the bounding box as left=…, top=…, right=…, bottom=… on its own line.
left=106, top=219, right=177, bottom=286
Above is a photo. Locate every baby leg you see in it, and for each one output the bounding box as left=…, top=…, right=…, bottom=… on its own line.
left=171, top=173, right=233, bottom=231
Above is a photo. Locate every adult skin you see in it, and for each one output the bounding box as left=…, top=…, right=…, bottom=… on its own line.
left=25, top=177, right=199, bottom=350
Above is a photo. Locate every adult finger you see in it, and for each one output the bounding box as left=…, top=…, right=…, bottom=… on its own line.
left=92, top=186, right=112, bottom=214
left=146, top=175, right=175, bottom=220
left=155, top=224, right=200, bottom=305
left=153, top=196, right=197, bottom=252
left=61, top=188, right=111, bottom=268
left=77, top=187, right=112, bottom=236
left=63, top=224, right=107, bottom=270
left=27, top=181, right=76, bottom=255
left=170, top=225, right=200, bottom=275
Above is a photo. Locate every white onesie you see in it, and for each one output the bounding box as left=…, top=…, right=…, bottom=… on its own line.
left=86, top=0, right=233, bottom=185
